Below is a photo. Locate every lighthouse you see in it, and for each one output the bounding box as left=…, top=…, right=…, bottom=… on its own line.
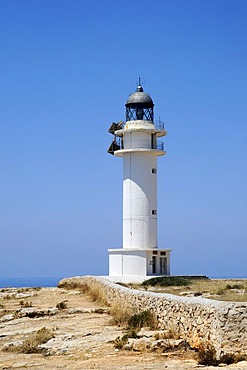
left=107, top=82, right=171, bottom=283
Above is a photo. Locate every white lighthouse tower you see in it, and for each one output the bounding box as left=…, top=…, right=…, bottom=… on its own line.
left=108, top=82, right=171, bottom=283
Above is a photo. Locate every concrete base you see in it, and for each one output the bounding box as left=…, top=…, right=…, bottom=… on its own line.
left=108, top=248, right=171, bottom=282
left=104, top=274, right=170, bottom=284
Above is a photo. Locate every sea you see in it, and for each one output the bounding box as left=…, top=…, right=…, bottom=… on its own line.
left=0, top=276, right=246, bottom=289
left=0, top=277, right=64, bottom=288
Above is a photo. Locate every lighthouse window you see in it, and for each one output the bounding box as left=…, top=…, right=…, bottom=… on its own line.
left=152, top=210, right=157, bottom=215
left=152, top=168, right=157, bottom=174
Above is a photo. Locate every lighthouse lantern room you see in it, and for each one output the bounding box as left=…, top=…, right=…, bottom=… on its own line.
left=107, top=83, right=171, bottom=283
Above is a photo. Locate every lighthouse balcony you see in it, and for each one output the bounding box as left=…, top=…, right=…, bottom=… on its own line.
left=112, top=138, right=165, bottom=156
left=114, top=137, right=165, bottom=150
left=115, top=120, right=166, bottom=137
left=121, top=139, right=164, bottom=151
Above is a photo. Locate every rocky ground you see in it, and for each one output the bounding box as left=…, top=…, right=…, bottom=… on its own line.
left=0, top=287, right=247, bottom=370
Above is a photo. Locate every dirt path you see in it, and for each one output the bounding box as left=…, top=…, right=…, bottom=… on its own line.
left=0, top=287, right=246, bottom=370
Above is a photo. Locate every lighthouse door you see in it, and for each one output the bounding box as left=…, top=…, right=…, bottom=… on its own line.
left=151, top=134, right=157, bottom=149
left=152, top=256, right=156, bottom=274
left=160, top=257, right=167, bottom=275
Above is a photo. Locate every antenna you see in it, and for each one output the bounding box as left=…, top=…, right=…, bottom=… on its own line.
left=136, top=77, right=145, bottom=88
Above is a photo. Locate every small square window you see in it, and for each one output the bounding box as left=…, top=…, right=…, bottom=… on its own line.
left=152, top=210, right=157, bottom=215
left=152, top=168, right=157, bottom=174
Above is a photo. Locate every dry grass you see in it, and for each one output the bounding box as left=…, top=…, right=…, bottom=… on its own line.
left=58, top=280, right=82, bottom=290
left=127, top=310, right=158, bottom=330
left=113, top=334, right=130, bottom=349
left=154, top=325, right=181, bottom=340
left=60, top=278, right=247, bottom=302
left=197, top=342, right=247, bottom=366
left=3, top=327, right=54, bottom=354
left=137, top=278, right=247, bottom=302
left=110, top=301, right=134, bottom=325
left=58, top=280, right=108, bottom=305
left=19, top=300, right=32, bottom=307
left=81, top=283, right=108, bottom=305
left=3, top=294, right=12, bottom=300
left=86, top=285, right=107, bottom=305
left=191, top=279, right=247, bottom=301
left=20, top=327, right=54, bottom=353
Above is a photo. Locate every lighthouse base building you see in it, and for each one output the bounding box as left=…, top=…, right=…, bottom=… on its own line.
left=107, top=83, right=171, bottom=283
left=108, top=248, right=171, bottom=283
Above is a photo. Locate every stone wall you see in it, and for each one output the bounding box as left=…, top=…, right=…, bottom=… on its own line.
left=59, top=276, right=247, bottom=356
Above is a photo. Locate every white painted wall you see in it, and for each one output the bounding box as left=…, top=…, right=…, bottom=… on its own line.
left=122, top=251, right=147, bottom=275
left=109, top=250, right=147, bottom=276
left=123, top=131, right=153, bottom=149
left=109, top=253, right=123, bottom=276
left=123, top=150, right=157, bottom=249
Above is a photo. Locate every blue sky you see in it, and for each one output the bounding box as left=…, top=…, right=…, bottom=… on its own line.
left=0, top=0, right=246, bottom=278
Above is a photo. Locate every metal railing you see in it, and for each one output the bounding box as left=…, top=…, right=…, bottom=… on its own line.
left=112, top=119, right=166, bottom=132
left=116, top=138, right=164, bottom=151
left=154, top=119, right=165, bottom=131
left=156, top=141, right=164, bottom=150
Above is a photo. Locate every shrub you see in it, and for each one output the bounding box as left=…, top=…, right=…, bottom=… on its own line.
left=127, top=310, right=158, bottom=330
left=142, top=277, right=191, bottom=287
left=220, top=353, right=247, bottom=365
left=113, top=329, right=137, bottom=349
left=216, top=289, right=225, bottom=295
left=56, top=301, right=67, bottom=310
left=226, top=284, right=244, bottom=290
left=19, top=327, right=54, bottom=354
left=113, top=334, right=129, bottom=349
left=220, top=353, right=237, bottom=365
left=3, top=294, right=12, bottom=300
left=197, top=344, right=245, bottom=366
left=194, top=292, right=202, bottom=297
left=197, top=343, right=219, bottom=366
left=19, top=300, right=32, bottom=307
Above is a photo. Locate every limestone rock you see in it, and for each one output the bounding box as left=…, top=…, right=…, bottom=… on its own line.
left=16, top=307, right=58, bottom=318
left=137, top=328, right=161, bottom=338
left=132, top=338, right=150, bottom=351
left=0, top=314, right=15, bottom=323
left=3, top=340, right=23, bottom=350
left=15, top=292, right=35, bottom=299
